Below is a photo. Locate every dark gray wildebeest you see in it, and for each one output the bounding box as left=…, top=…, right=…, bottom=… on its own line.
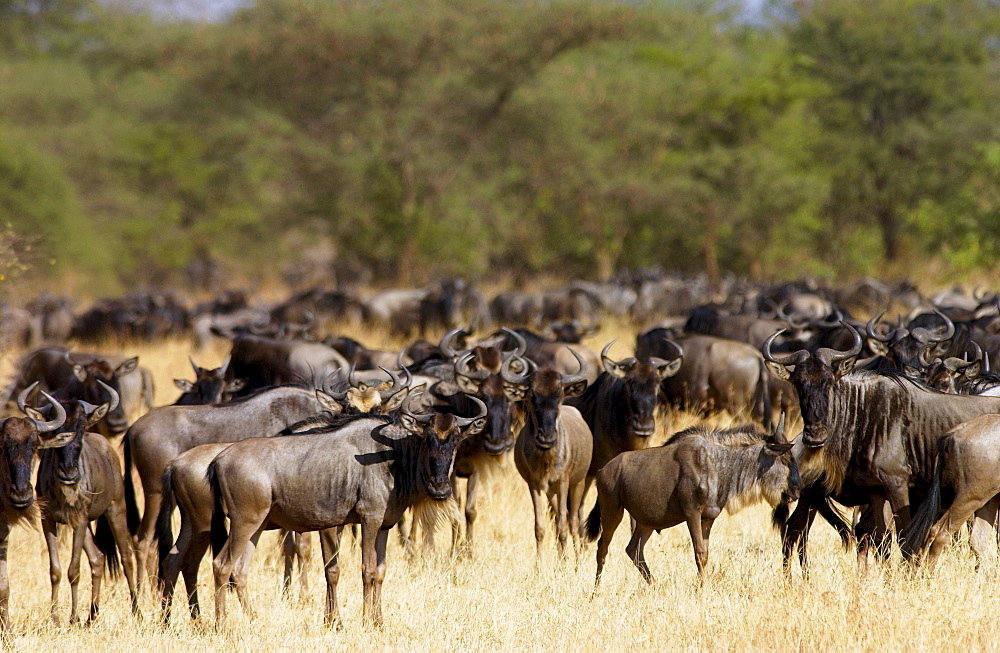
left=762, top=324, right=1000, bottom=560
left=0, top=388, right=68, bottom=631
left=207, top=398, right=487, bottom=628
left=223, top=332, right=349, bottom=395
left=635, top=328, right=775, bottom=427
left=587, top=415, right=798, bottom=585
left=510, top=354, right=592, bottom=559
left=152, top=381, right=419, bottom=624
left=903, top=414, right=1000, bottom=568
left=863, top=309, right=956, bottom=376
left=124, top=384, right=348, bottom=594
left=172, top=356, right=245, bottom=405
left=32, top=382, right=139, bottom=625
left=566, top=340, right=682, bottom=485
left=489, top=327, right=602, bottom=385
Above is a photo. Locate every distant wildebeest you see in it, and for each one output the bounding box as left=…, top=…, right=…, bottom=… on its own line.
left=34, top=382, right=139, bottom=625
left=864, top=309, right=956, bottom=376
left=224, top=332, right=349, bottom=394
left=208, top=398, right=487, bottom=627
left=762, top=324, right=1000, bottom=557
left=511, top=354, right=593, bottom=558
left=124, top=384, right=346, bottom=593
left=903, top=414, right=1000, bottom=568
left=173, top=356, right=245, bottom=405
left=566, top=340, right=682, bottom=484
left=587, top=415, right=798, bottom=585
left=0, top=388, right=69, bottom=631
left=496, top=328, right=602, bottom=384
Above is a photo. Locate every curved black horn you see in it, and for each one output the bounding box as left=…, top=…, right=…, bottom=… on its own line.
left=455, top=351, right=489, bottom=381
left=347, top=363, right=369, bottom=391
left=439, top=327, right=466, bottom=360
left=761, top=330, right=809, bottom=367
left=455, top=396, right=488, bottom=428
left=501, top=327, right=527, bottom=357
left=561, top=348, right=589, bottom=388
left=817, top=322, right=863, bottom=364
left=500, top=353, right=534, bottom=385
left=816, top=308, right=845, bottom=329
left=865, top=311, right=894, bottom=343
left=18, top=384, right=66, bottom=434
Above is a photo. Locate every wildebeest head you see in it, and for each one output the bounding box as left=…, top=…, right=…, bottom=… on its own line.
left=757, top=414, right=800, bottom=506
left=519, top=350, right=589, bottom=449
left=4, top=385, right=70, bottom=511
left=399, top=397, right=487, bottom=500
left=762, top=323, right=863, bottom=448
left=66, top=353, right=138, bottom=435
left=174, top=355, right=245, bottom=404
left=452, top=348, right=533, bottom=455
left=601, top=340, right=683, bottom=438
left=866, top=310, right=955, bottom=377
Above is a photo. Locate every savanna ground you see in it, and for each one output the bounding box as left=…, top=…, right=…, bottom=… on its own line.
left=1, top=319, right=1000, bottom=652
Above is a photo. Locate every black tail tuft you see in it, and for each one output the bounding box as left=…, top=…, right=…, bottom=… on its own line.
left=771, top=502, right=790, bottom=534
left=207, top=462, right=229, bottom=557
left=585, top=500, right=602, bottom=542
left=123, top=433, right=140, bottom=536
left=902, top=440, right=947, bottom=561
left=94, top=514, right=122, bottom=579
left=155, top=466, right=176, bottom=580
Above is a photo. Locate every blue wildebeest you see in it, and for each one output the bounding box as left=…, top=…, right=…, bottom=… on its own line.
left=0, top=388, right=68, bottom=631
left=172, top=356, right=245, bottom=405
left=208, top=398, right=487, bottom=627
left=763, top=323, right=1000, bottom=560
left=33, top=381, right=139, bottom=625
left=587, top=415, right=798, bottom=584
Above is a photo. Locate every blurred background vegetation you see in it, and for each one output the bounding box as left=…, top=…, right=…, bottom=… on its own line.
left=0, top=0, right=998, bottom=296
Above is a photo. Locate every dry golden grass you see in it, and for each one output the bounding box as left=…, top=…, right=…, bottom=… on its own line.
left=1, top=323, right=1000, bottom=651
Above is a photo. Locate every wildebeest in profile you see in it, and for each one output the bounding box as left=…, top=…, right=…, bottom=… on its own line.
left=587, top=415, right=798, bottom=585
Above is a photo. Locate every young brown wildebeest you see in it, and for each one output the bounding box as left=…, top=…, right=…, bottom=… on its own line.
left=511, top=352, right=593, bottom=559
left=0, top=387, right=69, bottom=631
left=208, top=398, right=486, bottom=628
left=588, top=415, right=798, bottom=585
left=903, top=413, right=1000, bottom=568
left=35, top=381, right=139, bottom=625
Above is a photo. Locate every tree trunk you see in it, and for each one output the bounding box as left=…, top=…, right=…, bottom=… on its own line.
left=704, top=215, right=720, bottom=286
left=877, top=203, right=899, bottom=261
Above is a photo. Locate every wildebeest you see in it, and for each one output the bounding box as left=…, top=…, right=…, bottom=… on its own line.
left=224, top=332, right=349, bottom=394
left=0, top=388, right=69, bottom=631
left=173, top=356, right=245, bottom=405
left=763, top=324, right=1000, bottom=555
left=512, top=356, right=592, bottom=558
left=124, top=384, right=345, bottom=592
left=566, top=341, right=682, bottom=482
left=208, top=398, right=487, bottom=627
left=903, top=414, right=1000, bottom=568
left=587, top=415, right=798, bottom=584
left=34, top=382, right=138, bottom=624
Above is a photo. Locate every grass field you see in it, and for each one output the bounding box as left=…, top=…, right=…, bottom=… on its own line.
left=2, top=325, right=1000, bottom=651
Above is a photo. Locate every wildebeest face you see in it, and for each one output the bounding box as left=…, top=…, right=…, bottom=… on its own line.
left=478, top=375, right=517, bottom=455
left=2, top=416, right=74, bottom=508
left=528, top=371, right=566, bottom=449
left=401, top=406, right=486, bottom=501
left=759, top=448, right=800, bottom=505
left=77, top=357, right=137, bottom=433
left=624, top=365, right=662, bottom=438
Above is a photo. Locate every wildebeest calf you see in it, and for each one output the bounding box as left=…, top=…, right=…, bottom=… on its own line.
left=588, top=415, right=798, bottom=585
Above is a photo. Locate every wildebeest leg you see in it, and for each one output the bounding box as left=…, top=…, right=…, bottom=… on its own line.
left=231, top=531, right=261, bottom=619
left=281, top=529, right=295, bottom=597
left=780, top=500, right=813, bottom=575
left=160, top=511, right=191, bottom=624
left=105, top=500, right=139, bottom=617
left=0, top=524, right=10, bottom=632
left=360, top=519, right=387, bottom=628
left=43, top=516, right=62, bottom=625
left=319, top=527, right=343, bottom=628
left=180, top=527, right=211, bottom=620
left=462, top=470, right=479, bottom=555
left=529, top=487, right=548, bottom=560
left=550, top=482, right=570, bottom=557
left=969, top=496, right=1000, bottom=571
left=136, top=490, right=162, bottom=597
left=82, top=528, right=105, bottom=623
left=296, top=532, right=312, bottom=600
left=594, top=494, right=624, bottom=588
left=799, top=508, right=818, bottom=573
left=885, top=483, right=912, bottom=548
left=568, top=479, right=586, bottom=558
left=67, top=522, right=90, bottom=625
left=213, top=513, right=265, bottom=626
left=686, top=513, right=709, bottom=577
left=625, top=524, right=654, bottom=583
left=396, top=511, right=414, bottom=559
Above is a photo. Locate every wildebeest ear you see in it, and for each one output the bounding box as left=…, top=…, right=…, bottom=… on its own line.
left=833, top=356, right=856, bottom=379
left=502, top=382, right=527, bottom=402
left=399, top=413, right=424, bottom=435
left=72, top=364, right=87, bottom=383
left=463, top=416, right=487, bottom=437
left=86, top=402, right=110, bottom=426
left=116, top=357, right=139, bottom=376
left=382, top=388, right=409, bottom=413
left=656, top=358, right=683, bottom=380
left=764, top=361, right=791, bottom=381
left=455, top=375, right=480, bottom=395
left=226, top=378, right=246, bottom=393
left=868, top=339, right=890, bottom=358
left=314, top=390, right=344, bottom=414
left=23, top=406, right=48, bottom=422
left=964, top=360, right=983, bottom=379
left=602, top=359, right=627, bottom=378
left=563, top=379, right=588, bottom=398
left=174, top=379, right=194, bottom=392
left=765, top=440, right=794, bottom=454
left=38, top=430, right=77, bottom=449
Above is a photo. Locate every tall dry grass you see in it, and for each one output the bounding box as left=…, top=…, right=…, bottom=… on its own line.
left=1, top=323, right=999, bottom=651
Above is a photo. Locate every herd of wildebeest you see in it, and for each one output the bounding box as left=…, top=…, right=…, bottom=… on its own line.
left=4, top=272, right=1000, bottom=631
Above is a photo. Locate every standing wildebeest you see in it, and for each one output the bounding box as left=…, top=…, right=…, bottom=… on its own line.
left=566, top=341, right=682, bottom=482
left=224, top=333, right=349, bottom=394
left=512, top=354, right=593, bottom=558
left=0, top=388, right=68, bottom=631
left=172, top=356, right=245, bottom=405
left=903, top=414, right=1000, bottom=568
left=34, top=382, right=139, bottom=624
left=763, top=324, right=1000, bottom=557
left=124, top=385, right=343, bottom=592
left=208, top=398, right=487, bottom=627
left=588, top=415, right=798, bottom=585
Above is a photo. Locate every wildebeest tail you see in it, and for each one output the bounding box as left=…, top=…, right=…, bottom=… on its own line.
left=123, top=433, right=140, bottom=536
left=155, top=465, right=176, bottom=579
left=818, top=496, right=853, bottom=550
left=755, top=358, right=772, bottom=431
left=207, top=462, right=228, bottom=557
left=585, top=499, right=602, bottom=542
left=94, top=514, right=122, bottom=579
left=770, top=502, right=789, bottom=534
left=902, top=439, right=947, bottom=561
